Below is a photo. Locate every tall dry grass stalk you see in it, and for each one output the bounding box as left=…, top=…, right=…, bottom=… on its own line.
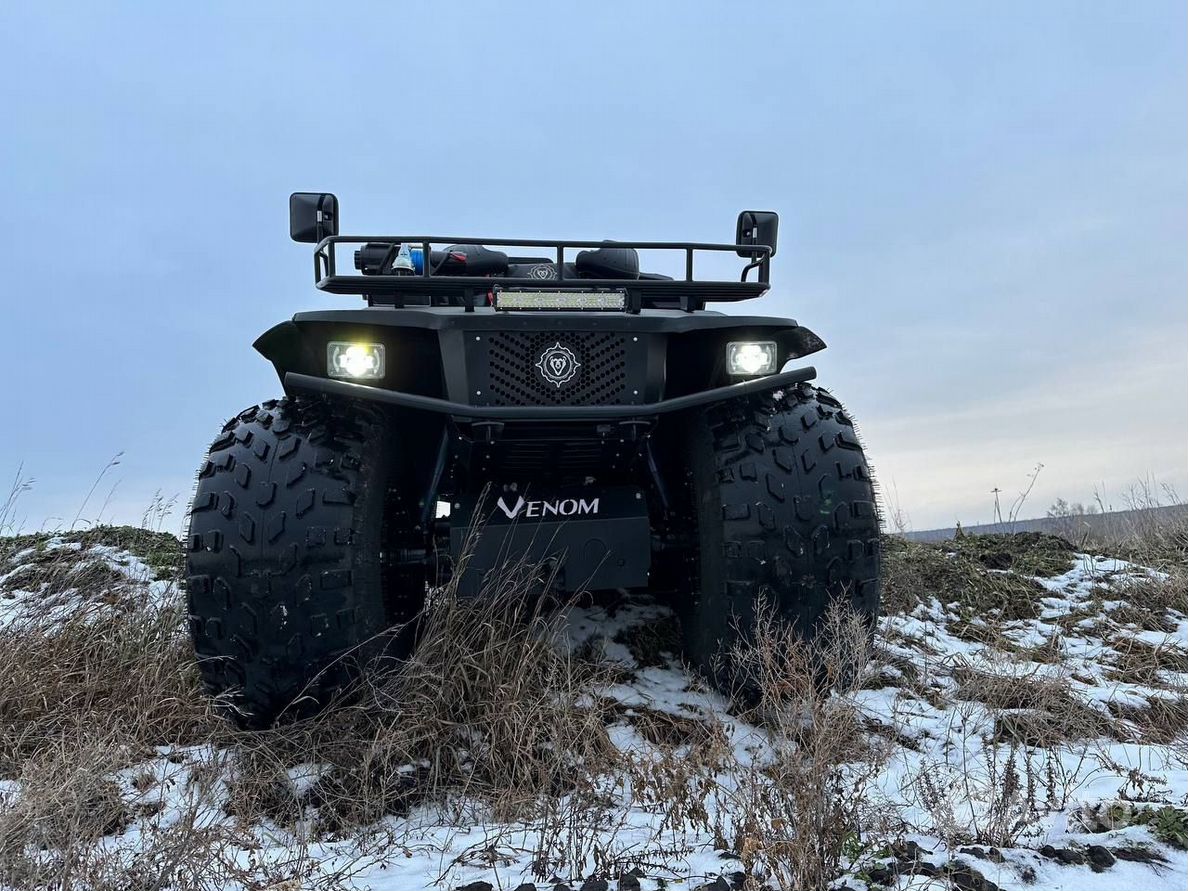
left=0, top=533, right=629, bottom=887
left=1067, top=481, right=1188, bottom=568
left=0, top=558, right=219, bottom=777
left=720, top=600, right=887, bottom=890
left=219, top=555, right=624, bottom=840
left=0, top=734, right=365, bottom=891
left=620, top=600, right=891, bottom=890
left=909, top=700, right=1085, bottom=850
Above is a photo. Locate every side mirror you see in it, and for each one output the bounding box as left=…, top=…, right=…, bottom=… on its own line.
left=289, top=192, right=339, bottom=243
left=735, top=210, right=779, bottom=258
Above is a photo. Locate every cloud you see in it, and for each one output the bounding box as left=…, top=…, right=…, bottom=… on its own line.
left=868, top=327, right=1188, bottom=528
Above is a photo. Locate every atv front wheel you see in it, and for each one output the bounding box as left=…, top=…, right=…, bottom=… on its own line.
left=675, top=382, right=881, bottom=688
left=186, top=397, right=421, bottom=728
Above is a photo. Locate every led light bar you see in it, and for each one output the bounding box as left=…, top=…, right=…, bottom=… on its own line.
left=494, top=288, right=627, bottom=312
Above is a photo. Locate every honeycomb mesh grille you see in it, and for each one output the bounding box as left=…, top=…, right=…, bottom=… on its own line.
left=487, top=331, right=628, bottom=406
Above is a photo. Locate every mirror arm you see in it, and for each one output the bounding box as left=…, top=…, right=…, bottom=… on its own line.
left=739, top=247, right=771, bottom=283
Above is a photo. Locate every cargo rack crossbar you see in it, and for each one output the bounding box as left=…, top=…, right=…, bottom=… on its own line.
left=312, top=235, right=773, bottom=313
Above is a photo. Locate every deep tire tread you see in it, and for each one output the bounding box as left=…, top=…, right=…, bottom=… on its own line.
left=679, top=382, right=882, bottom=680
left=186, top=396, right=397, bottom=728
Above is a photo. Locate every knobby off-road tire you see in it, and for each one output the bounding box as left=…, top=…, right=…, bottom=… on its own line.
left=676, top=382, right=881, bottom=689
left=186, top=396, right=418, bottom=729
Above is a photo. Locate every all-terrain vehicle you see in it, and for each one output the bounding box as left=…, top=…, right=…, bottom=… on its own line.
left=186, top=193, right=881, bottom=727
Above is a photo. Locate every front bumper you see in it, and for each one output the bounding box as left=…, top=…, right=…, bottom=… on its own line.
left=284, top=365, right=816, bottom=421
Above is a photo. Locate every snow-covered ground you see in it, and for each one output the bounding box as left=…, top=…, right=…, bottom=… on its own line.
left=1, top=535, right=1186, bottom=891
left=0, top=533, right=172, bottom=629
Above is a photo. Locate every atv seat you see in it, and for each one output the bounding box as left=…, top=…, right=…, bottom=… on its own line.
left=433, top=244, right=509, bottom=276
left=426, top=245, right=509, bottom=306
left=575, top=244, right=640, bottom=279
left=501, top=245, right=646, bottom=285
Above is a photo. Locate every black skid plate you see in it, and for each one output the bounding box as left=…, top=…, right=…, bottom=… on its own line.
left=448, top=485, right=650, bottom=595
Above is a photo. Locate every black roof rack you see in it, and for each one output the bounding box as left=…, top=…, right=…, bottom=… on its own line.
left=311, top=235, right=772, bottom=313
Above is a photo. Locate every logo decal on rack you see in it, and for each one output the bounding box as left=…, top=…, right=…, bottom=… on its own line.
left=535, top=341, right=582, bottom=388
left=528, top=264, right=556, bottom=279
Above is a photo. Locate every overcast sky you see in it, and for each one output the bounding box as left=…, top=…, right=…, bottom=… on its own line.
left=1, top=1, right=1184, bottom=532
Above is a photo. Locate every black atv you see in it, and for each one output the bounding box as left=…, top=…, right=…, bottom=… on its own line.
left=186, top=193, right=881, bottom=728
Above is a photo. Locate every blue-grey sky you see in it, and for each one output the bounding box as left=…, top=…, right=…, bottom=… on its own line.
left=1, top=1, right=1184, bottom=532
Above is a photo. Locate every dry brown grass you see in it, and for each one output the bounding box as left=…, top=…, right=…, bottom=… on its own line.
left=1107, top=696, right=1188, bottom=746
left=1108, top=569, right=1188, bottom=628
left=1107, top=635, right=1188, bottom=685
left=953, top=663, right=1117, bottom=746
left=0, top=536, right=630, bottom=888
left=6, top=511, right=1183, bottom=889
left=372, top=574, right=621, bottom=809
left=912, top=734, right=1069, bottom=849
left=0, top=533, right=223, bottom=779
left=306, top=573, right=622, bottom=827
left=196, top=557, right=630, bottom=877
left=0, top=736, right=325, bottom=891
left=1077, top=497, right=1188, bottom=572
left=0, top=532, right=358, bottom=889
left=0, top=591, right=222, bottom=778
left=881, top=535, right=1055, bottom=622
left=635, top=600, right=894, bottom=891
left=0, top=736, right=131, bottom=856
left=910, top=678, right=1100, bottom=850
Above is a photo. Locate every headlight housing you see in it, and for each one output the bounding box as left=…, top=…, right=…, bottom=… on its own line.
left=327, top=342, right=385, bottom=380
left=726, top=341, right=778, bottom=376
